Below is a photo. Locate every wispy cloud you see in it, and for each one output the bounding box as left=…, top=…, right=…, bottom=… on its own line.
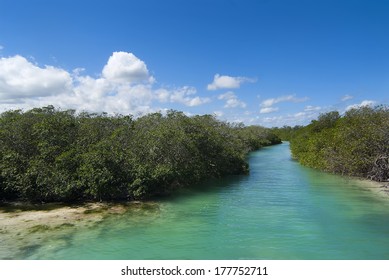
left=207, top=74, right=256, bottom=90
left=341, top=94, right=354, bottom=101
left=261, top=95, right=308, bottom=107
left=259, top=109, right=320, bottom=127
left=259, top=94, right=308, bottom=114
left=260, top=107, right=279, bottom=114
left=156, top=86, right=211, bottom=107
left=304, top=105, right=321, bottom=112
left=218, top=91, right=246, bottom=108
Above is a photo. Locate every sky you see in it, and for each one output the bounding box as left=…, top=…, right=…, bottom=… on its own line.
left=0, top=0, right=388, bottom=127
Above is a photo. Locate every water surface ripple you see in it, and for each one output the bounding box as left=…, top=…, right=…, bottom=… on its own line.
left=9, top=142, right=389, bottom=259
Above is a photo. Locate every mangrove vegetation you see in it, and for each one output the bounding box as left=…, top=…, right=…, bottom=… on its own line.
left=283, top=106, right=389, bottom=182
left=0, top=106, right=281, bottom=202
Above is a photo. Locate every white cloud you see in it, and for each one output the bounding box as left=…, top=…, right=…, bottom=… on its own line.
left=360, top=100, right=375, bottom=107
left=74, top=76, right=110, bottom=100
left=155, top=88, right=170, bottom=103
left=260, top=94, right=308, bottom=108
left=261, top=115, right=284, bottom=124
left=186, top=96, right=210, bottom=107
left=156, top=86, right=211, bottom=107
left=304, top=105, right=321, bottom=112
left=259, top=94, right=308, bottom=115
left=0, top=45, right=4, bottom=50
left=170, top=86, right=197, bottom=104
left=341, top=94, right=354, bottom=101
left=260, top=107, right=279, bottom=114
left=102, top=51, right=155, bottom=84
left=207, top=74, right=255, bottom=90
left=225, top=99, right=246, bottom=108
left=0, top=52, right=209, bottom=114
left=218, top=91, right=246, bottom=108
left=218, top=91, right=235, bottom=100
left=346, top=100, right=376, bottom=111
left=213, top=111, right=224, bottom=117
left=0, top=55, right=72, bottom=100
left=72, top=67, right=85, bottom=75
left=259, top=110, right=319, bottom=127
left=294, top=112, right=307, bottom=118
left=107, top=84, right=154, bottom=114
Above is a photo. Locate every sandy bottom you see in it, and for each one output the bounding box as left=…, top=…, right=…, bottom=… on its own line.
left=0, top=202, right=136, bottom=259
left=351, top=178, right=389, bottom=200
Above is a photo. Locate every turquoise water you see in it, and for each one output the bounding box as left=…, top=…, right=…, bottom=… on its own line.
left=10, top=142, right=389, bottom=259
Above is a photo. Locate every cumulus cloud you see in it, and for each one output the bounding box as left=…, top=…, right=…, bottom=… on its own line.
left=102, top=51, right=154, bottom=84
left=0, top=55, right=72, bottom=100
left=0, top=52, right=208, bottom=114
left=218, top=91, right=246, bottom=108
left=346, top=100, right=376, bottom=111
left=207, top=74, right=255, bottom=90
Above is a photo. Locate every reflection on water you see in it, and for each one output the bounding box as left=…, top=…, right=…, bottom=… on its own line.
left=2, top=142, right=389, bottom=259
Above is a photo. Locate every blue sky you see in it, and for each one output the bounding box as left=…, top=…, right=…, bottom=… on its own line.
left=0, top=0, right=388, bottom=126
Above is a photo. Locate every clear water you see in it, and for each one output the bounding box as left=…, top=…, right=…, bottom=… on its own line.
left=11, top=143, right=389, bottom=259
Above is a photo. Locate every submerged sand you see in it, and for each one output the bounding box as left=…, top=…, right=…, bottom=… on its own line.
left=0, top=202, right=140, bottom=259
left=351, top=178, right=389, bottom=200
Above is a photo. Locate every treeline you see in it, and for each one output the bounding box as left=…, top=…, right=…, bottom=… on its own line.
left=270, top=125, right=303, bottom=141
left=0, top=106, right=281, bottom=202
left=284, top=106, right=389, bottom=182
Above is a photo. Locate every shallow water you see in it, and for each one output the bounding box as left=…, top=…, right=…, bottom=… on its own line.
left=4, top=142, right=389, bottom=259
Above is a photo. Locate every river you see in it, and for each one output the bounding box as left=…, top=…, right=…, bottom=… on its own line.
left=2, top=142, right=389, bottom=259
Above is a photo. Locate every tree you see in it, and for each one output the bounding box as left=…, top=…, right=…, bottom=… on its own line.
left=290, top=106, right=389, bottom=182
left=0, top=106, right=281, bottom=202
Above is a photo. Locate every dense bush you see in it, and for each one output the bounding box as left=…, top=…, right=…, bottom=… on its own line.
left=0, top=106, right=281, bottom=202
left=289, top=106, right=389, bottom=182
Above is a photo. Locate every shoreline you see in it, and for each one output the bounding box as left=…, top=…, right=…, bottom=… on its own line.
left=349, top=177, right=389, bottom=200
left=0, top=201, right=150, bottom=259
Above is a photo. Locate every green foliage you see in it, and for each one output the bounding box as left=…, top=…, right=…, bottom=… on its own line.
left=0, top=107, right=280, bottom=202
left=270, top=125, right=303, bottom=141
left=237, top=125, right=282, bottom=151
left=290, top=106, right=389, bottom=181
